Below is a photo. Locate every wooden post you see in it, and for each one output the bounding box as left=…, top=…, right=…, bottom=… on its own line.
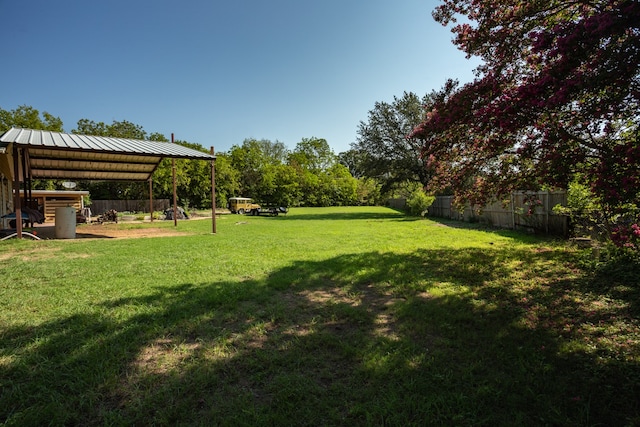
left=171, top=133, right=177, bottom=227
left=210, top=147, right=216, bottom=234
left=148, top=178, right=153, bottom=223
left=544, top=191, right=549, bottom=234
left=12, top=144, right=22, bottom=238
left=23, top=149, right=32, bottom=208
left=511, top=192, right=516, bottom=230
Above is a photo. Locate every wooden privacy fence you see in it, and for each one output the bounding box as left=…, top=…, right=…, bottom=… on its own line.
left=90, top=199, right=171, bottom=215
left=388, top=198, right=408, bottom=210
left=428, top=191, right=568, bottom=235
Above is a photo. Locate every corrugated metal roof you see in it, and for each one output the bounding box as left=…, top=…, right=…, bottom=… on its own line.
left=0, top=127, right=215, bottom=181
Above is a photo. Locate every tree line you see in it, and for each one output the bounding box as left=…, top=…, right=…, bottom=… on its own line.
left=0, top=105, right=390, bottom=210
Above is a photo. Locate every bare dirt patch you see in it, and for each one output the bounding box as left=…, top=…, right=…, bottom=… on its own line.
left=79, top=225, right=190, bottom=239
left=133, top=338, right=202, bottom=375
left=32, top=223, right=192, bottom=240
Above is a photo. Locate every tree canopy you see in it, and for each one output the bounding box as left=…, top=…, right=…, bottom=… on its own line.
left=0, top=105, right=62, bottom=133
left=351, top=92, right=434, bottom=194
left=227, top=137, right=361, bottom=207
left=73, top=119, right=147, bottom=140
left=410, top=0, right=640, bottom=217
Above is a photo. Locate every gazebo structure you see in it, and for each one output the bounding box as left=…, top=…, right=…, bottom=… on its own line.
left=0, top=127, right=217, bottom=239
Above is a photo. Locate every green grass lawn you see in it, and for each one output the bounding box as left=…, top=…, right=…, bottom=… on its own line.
left=0, top=206, right=638, bottom=426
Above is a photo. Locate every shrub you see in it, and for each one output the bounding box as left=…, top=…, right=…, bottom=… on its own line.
left=611, top=222, right=640, bottom=252
left=406, top=188, right=435, bottom=216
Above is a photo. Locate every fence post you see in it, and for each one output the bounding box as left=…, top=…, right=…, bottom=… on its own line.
left=544, top=191, right=549, bottom=234
left=511, top=192, right=516, bottom=230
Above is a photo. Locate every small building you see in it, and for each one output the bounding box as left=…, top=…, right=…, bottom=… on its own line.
left=0, top=152, right=13, bottom=221
left=26, top=190, right=89, bottom=222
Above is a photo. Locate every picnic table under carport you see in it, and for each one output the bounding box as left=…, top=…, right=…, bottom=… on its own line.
left=0, top=127, right=217, bottom=239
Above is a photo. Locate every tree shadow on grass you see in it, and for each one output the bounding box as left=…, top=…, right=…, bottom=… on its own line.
left=0, top=247, right=638, bottom=426
left=426, top=216, right=562, bottom=244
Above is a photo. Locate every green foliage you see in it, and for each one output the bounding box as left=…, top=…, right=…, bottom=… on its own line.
left=327, top=163, right=358, bottom=206
left=73, top=118, right=147, bottom=139
left=552, top=181, right=602, bottom=238
left=228, top=138, right=275, bottom=199
left=352, top=92, right=433, bottom=194
left=0, top=106, right=65, bottom=190
left=595, top=246, right=640, bottom=282
left=553, top=180, right=598, bottom=217
left=0, top=105, right=63, bottom=133
left=338, top=149, right=368, bottom=179
left=211, top=154, right=240, bottom=208
left=406, top=187, right=435, bottom=216
left=226, top=137, right=360, bottom=208
left=554, top=180, right=640, bottom=259
left=31, top=179, right=57, bottom=190
left=151, top=140, right=215, bottom=209
left=289, top=137, right=336, bottom=172
left=355, top=177, right=383, bottom=206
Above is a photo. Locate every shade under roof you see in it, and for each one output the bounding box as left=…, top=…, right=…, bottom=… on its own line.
left=0, top=127, right=215, bottom=181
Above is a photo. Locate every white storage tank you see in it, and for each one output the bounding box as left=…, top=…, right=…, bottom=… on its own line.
left=55, top=206, right=76, bottom=239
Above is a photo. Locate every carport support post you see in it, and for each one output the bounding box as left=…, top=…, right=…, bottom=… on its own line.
left=171, top=133, right=178, bottom=227
left=210, top=147, right=216, bottom=234
left=148, top=178, right=153, bottom=223
left=12, top=144, right=22, bottom=238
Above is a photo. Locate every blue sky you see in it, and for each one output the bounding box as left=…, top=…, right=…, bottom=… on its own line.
left=0, top=0, right=479, bottom=154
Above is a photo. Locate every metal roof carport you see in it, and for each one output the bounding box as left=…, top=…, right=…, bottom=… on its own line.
left=0, top=127, right=217, bottom=238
